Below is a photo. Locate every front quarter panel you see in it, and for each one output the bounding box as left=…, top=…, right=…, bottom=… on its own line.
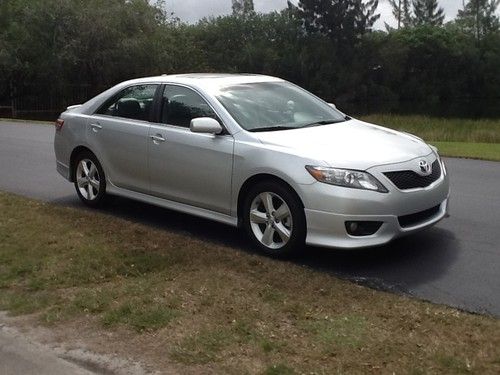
left=231, top=135, right=323, bottom=215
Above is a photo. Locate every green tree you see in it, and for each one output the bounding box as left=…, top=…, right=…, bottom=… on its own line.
left=0, top=0, right=173, bottom=88
left=297, top=0, right=380, bottom=51
left=232, top=0, right=254, bottom=16
left=412, top=0, right=445, bottom=26
left=456, top=0, right=500, bottom=41
left=389, top=0, right=413, bottom=28
left=1, top=0, right=500, bottom=118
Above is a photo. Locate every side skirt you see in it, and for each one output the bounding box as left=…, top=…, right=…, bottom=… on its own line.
left=106, top=182, right=239, bottom=227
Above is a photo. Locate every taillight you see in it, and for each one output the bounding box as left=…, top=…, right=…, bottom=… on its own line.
left=55, top=118, right=64, bottom=131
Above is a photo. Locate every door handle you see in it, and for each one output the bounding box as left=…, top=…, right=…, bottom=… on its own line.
left=90, top=123, right=102, bottom=132
left=150, top=134, right=166, bottom=143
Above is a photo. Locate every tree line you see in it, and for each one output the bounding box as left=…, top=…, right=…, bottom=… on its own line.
left=0, top=0, right=499, bottom=116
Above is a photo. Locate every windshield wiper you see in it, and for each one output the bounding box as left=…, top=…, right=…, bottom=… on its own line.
left=299, top=118, right=348, bottom=129
left=249, top=117, right=351, bottom=132
left=249, top=126, right=296, bottom=132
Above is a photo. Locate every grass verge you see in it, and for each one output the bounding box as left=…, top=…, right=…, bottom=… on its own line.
left=360, top=114, right=500, bottom=161
left=360, top=114, right=500, bottom=143
left=1, top=192, right=499, bottom=373
left=430, top=142, right=500, bottom=161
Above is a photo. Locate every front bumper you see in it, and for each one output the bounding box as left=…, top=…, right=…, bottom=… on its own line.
left=305, top=198, right=448, bottom=248
left=299, top=156, right=450, bottom=249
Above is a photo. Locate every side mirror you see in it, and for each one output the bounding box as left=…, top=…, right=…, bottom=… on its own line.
left=190, top=117, right=223, bottom=135
left=328, top=103, right=337, bottom=109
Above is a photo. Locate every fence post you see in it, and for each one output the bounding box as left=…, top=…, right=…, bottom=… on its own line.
left=10, top=80, right=17, bottom=118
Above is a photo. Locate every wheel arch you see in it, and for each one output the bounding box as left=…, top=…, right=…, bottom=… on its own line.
left=236, top=173, right=305, bottom=227
left=69, top=145, right=95, bottom=182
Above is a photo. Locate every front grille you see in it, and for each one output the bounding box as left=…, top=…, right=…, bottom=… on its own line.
left=384, top=160, right=441, bottom=190
left=398, top=205, right=441, bottom=228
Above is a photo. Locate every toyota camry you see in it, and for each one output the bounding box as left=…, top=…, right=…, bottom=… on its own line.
left=54, top=74, right=450, bottom=256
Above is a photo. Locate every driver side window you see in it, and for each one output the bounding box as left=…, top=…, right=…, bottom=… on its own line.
left=161, top=85, right=217, bottom=128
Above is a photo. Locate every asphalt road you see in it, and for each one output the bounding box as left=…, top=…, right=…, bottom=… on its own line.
left=1, top=120, right=500, bottom=317
left=0, top=322, right=93, bottom=375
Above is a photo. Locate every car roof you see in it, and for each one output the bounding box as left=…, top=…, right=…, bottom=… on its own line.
left=121, top=73, right=284, bottom=92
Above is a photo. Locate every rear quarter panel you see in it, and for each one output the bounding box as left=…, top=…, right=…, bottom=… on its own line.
left=54, top=112, right=91, bottom=180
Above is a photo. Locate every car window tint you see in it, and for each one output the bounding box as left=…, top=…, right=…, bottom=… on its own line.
left=161, top=85, right=217, bottom=128
left=96, top=84, right=158, bottom=121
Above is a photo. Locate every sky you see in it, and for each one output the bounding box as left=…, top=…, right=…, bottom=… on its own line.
left=164, top=0, right=473, bottom=29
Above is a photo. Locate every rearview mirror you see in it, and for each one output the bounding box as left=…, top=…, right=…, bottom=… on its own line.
left=190, top=117, right=223, bottom=135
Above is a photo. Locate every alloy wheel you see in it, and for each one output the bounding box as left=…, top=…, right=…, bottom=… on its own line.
left=76, top=158, right=101, bottom=201
left=249, top=191, right=293, bottom=249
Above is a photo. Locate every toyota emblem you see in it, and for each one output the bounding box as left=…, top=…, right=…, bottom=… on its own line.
left=419, top=160, right=432, bottom=175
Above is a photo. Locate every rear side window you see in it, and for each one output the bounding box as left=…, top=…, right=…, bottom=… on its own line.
left=161, top=85, right=217, bottom=128
left=96, top=84, right=158, bottom=121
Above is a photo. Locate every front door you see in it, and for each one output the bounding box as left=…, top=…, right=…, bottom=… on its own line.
left=148, top=84, right=234, bottom=214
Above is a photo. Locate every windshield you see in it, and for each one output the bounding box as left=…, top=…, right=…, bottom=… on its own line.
left=215, top=82, right=347, bottom=132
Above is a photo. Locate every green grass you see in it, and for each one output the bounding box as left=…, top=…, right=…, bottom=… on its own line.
left=102, top=301, right=179, bottom=332
left=360, top=114, right=500, bottom=143
left=306, top=315, right=367, bottom=350
left=264, top=364, right=296, bottom=375
left=431, top=141, right=500, bottom=161
left=1, top=193, right=500, bottom=373
left=360, top=114, right=500, bottom=161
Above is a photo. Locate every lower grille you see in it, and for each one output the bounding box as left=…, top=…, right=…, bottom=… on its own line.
left=398, top=205, right=441, bottom=228
left=384, top=160, right=441, bottom=190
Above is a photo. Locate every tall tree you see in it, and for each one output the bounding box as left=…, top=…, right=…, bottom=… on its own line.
left=297, top=0, right=380, bottom=50
left=389, top=0, right=413, bottom=28
left=412, top=0, right=445, bottom=26
left=232, top=0, right=254, bottom=16
left=457, top=0, right=500, bottom=41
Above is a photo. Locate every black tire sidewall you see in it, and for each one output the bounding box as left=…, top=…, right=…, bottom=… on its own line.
left=73, top=151, right=107, bottom=207
left=243, top=181, right=306, bottom=257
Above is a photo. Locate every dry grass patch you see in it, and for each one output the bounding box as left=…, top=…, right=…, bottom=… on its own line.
left=1, top=192, right=499, bottom=374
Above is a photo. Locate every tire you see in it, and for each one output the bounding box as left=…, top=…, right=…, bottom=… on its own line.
left=72, top=151, right=107, bottom=207
left=242, top=181, right=306, bottom=257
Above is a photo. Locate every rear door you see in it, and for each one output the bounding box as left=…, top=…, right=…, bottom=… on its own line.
left=148, top=84, right=234, bottom=214
left=88, top=84, right=159, bottom=193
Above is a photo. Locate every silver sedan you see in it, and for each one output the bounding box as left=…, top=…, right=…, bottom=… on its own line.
left=54, top=74, right=450, bottom=256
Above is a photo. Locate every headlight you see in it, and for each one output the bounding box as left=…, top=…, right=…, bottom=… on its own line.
left=306, top=166, right=388, bottom=193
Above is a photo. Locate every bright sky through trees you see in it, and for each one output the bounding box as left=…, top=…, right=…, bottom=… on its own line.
left=165, top=0, right=499, bottom=28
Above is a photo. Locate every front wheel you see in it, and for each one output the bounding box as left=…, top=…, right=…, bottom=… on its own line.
left=73, top=151, right=107, bottom=207
left=242, top=181, right=306, bottom=257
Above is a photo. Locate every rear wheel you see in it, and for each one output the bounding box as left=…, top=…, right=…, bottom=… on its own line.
left=243, top=181, right=306, bottom=257
left=73, top=151, right=107, bottom=207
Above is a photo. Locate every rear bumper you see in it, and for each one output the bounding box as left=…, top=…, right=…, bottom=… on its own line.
left=56, top=161, right=71, bottom=181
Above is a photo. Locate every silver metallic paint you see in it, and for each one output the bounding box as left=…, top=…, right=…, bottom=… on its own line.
left=54, top=74, right=450, bottom=249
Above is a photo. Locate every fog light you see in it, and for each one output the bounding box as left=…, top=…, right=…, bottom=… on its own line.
left=345, top=221, right=383, bottom=236
left=348, top=222, right=358, bottom=233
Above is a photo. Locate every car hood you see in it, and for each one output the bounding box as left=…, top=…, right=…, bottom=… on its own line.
left=254, top=119, right=433, bottom=170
